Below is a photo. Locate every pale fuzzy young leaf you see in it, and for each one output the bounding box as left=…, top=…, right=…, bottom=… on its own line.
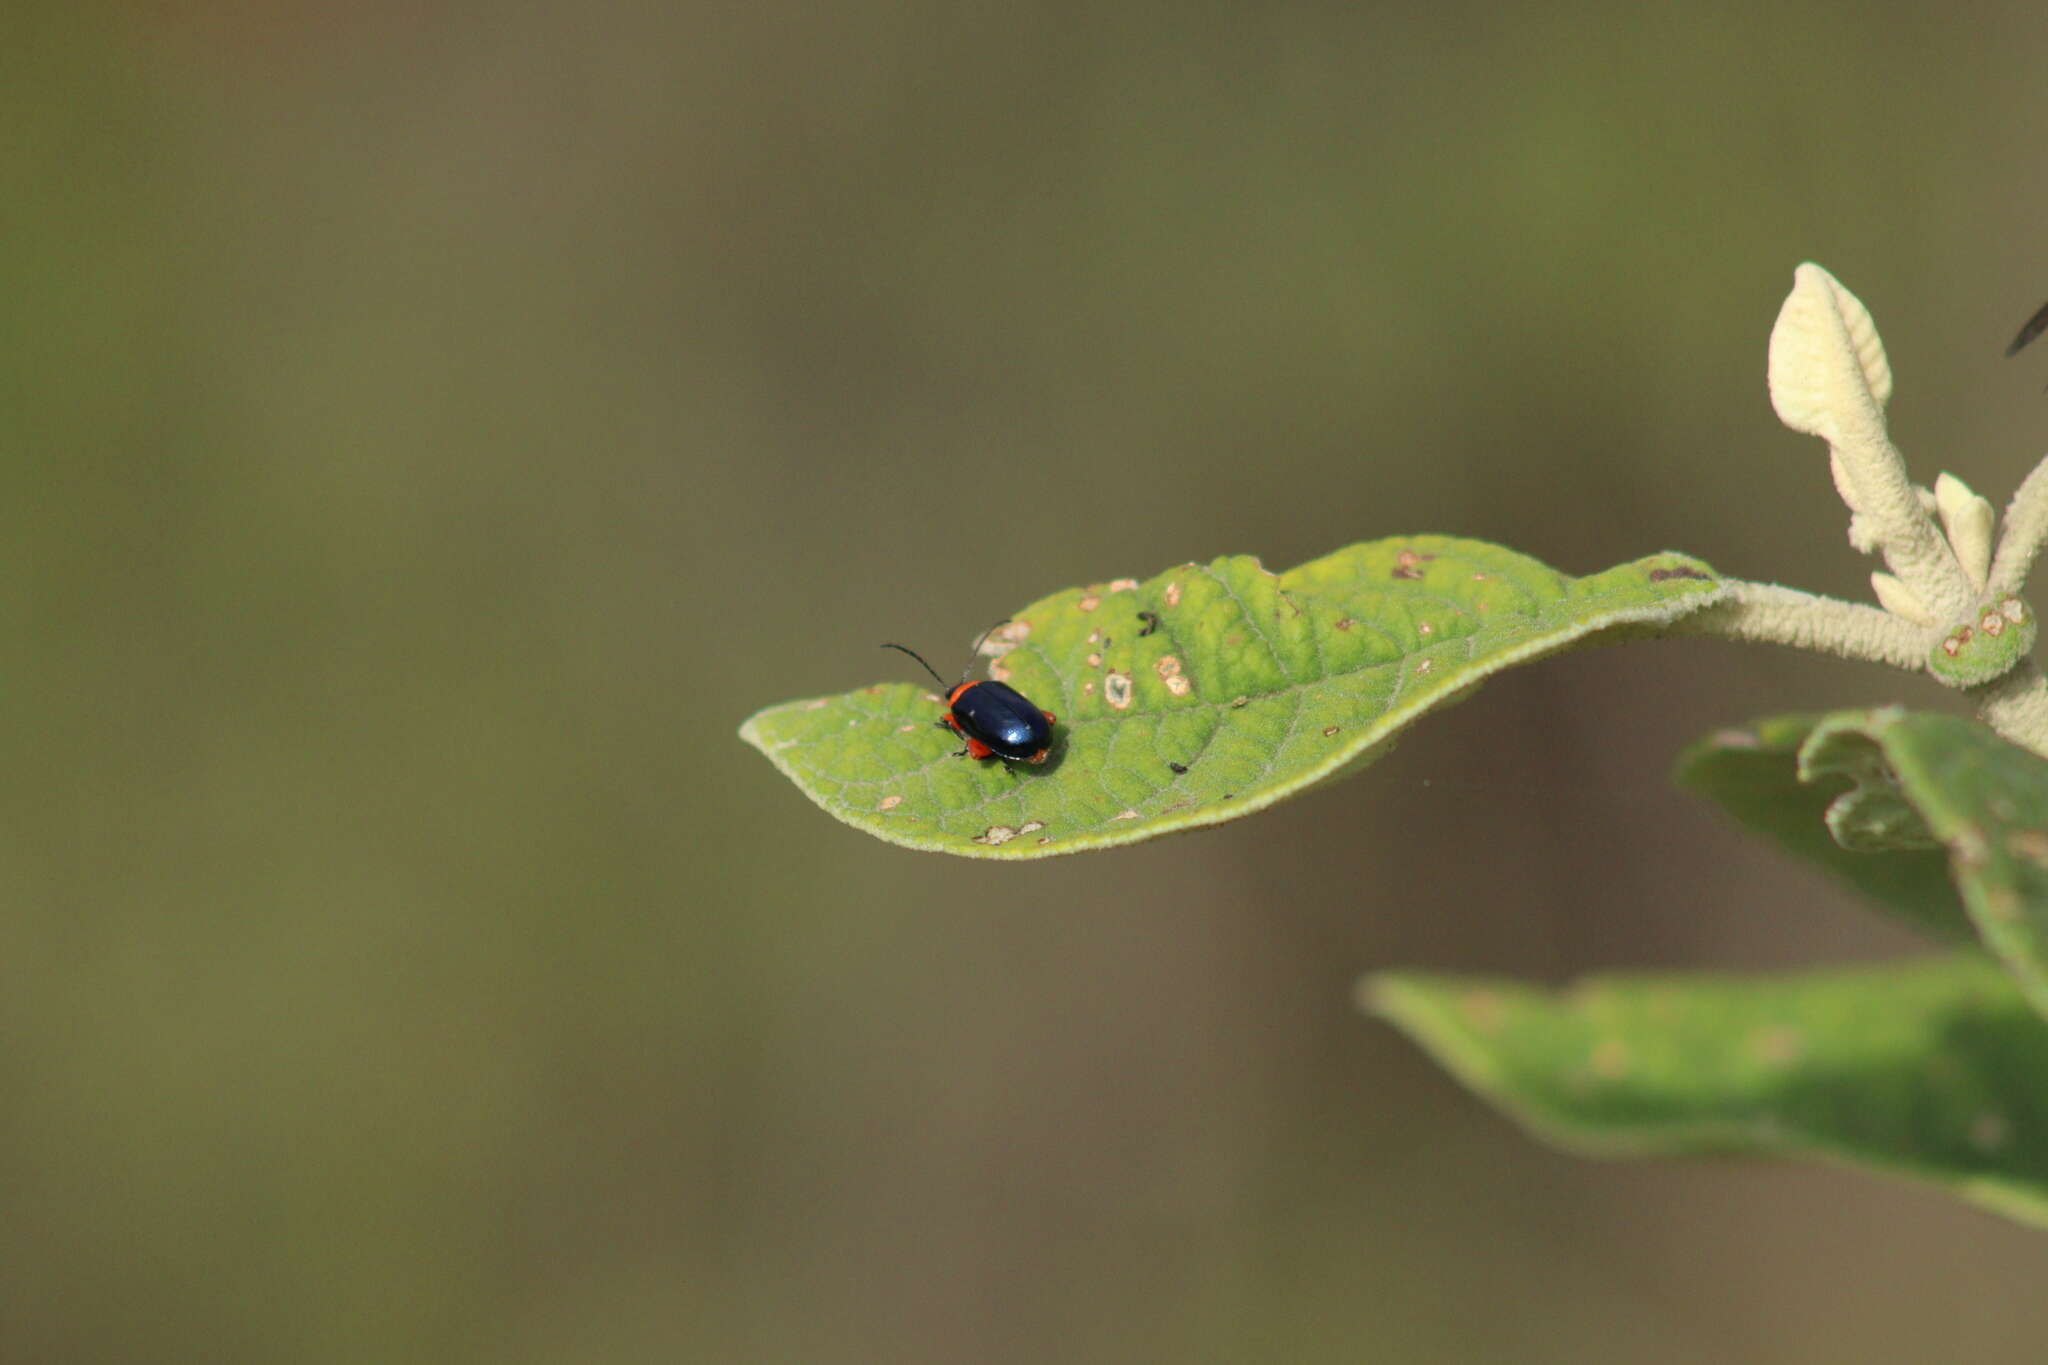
left=1935, top=472, right=1996, bottom=591
left=1769, top=266, right=1973, bottom=617
left=1367, top=954, right=2048, bottom=1229
left=741, top=539, right=1726, bottom=859
left=1869, top=571, right=1935, bottom=626
left=1798, top=711, right=2048, bottom=1018
left=1768, top=264, right=1892, bottom=441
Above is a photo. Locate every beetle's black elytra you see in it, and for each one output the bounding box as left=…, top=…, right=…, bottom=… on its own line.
left=881, top=627, right=1057, bottom=765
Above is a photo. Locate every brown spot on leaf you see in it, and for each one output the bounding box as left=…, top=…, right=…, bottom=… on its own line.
left=1087, top=629, right=1101, bottom=645
left=1943, top=627, right=1973, bottom=657
left=1112, top=808, right=1140, bottom=821
left=896, top=723, right=917, bottom=733
left=1104, top=672, right=1134, bottom=709
left=879, top=795, right=904, bottom=811
left=1970, top=1111, right=2013, bottom=1152
left=1460, top=990, right=1506, bottom=1033
left=1471, top=572, right=1490, bottom=582
left=1334, top=617, right=1354, bottom=632
left=1086, top=653, right=1102, bottom=668
left=1648, top=565, right=1711, bottom=582
left=1748, top=1026, right=1803, bottom=1065
left=1322, top=725, right=1341, bottom=737
left=1168, top=761, right=1188, bottom=774
left=1984, top=887, right=2023, bottom=923
left=1155, top=655, right=1190, bottom=697
left=973, top=825, right=1019, bottom=846
left=2010, top=830, right=2048, bottom=866
left=1077, top=595, right=1101, bottom=612
left=2000, top=597, right=2028, bottom=623
left=1108, top=578, right=1139, bottom=592
left=1982, top=610, right=2007, bottom=637
left=1165, top=581, right=1183, bottom=608
left=1392, top=548, right=1434, bottom=580
left=1416, top=658, right=1434, bottom=674
left=1020, top=820, right=1046, bottom=835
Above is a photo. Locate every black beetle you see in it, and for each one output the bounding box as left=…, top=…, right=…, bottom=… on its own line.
left=881, top=624, right=1057, bottom=764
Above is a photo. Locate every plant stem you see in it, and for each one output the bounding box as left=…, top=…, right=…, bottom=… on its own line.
left=1672, top=579, right=2048, bottom=755
left=1668, top=579, right=1928, bottom=669
left=1988, top=455, right=2048, bottom=598
left=1969, top=659, right=2048, bottom=757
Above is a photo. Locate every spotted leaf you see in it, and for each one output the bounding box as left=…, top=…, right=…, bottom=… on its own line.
left=1367, top=954, right=2048, bottom=1228
left=739, top=537, right=1725, bottom=858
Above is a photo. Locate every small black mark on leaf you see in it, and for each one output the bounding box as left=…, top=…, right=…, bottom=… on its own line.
left=1168, top=761, right=1188, bottom=774
left=1136, top=610, right=1161, bottom=637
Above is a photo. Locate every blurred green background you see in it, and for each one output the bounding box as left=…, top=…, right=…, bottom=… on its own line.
left=8, top=2, right=2048, bottom=1360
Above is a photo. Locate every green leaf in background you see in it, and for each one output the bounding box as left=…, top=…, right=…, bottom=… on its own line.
left=1366, top=953, right=2048, bottom=1228
left=1795, top=711, right=2048, bottom=1019
left=741, top=538, right=1726, bottom=858
left=1673, top=715, right=1970, bottom=941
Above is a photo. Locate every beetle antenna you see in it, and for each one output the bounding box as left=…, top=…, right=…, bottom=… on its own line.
left=961, top=619, right=1011, bottom=681
left=879, top=642, right=949, bottom=689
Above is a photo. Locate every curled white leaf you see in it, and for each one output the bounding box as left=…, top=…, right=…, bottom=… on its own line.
left=1870, top=571, right=1937, bottom=626
left=1934, top=472, right=1995, bottom=591
left=1766, top=264, right=1974, bottom=618
left=1769, top=264, right=1892, bottom=439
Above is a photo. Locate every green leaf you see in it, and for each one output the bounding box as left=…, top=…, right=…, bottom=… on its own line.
left=740, top=538, right=1726, bottom=858
left=1673, top=715, right=1970, bottom=940
left=1366, top=953, right=2048, bottom=1227
left=1796, top=711, right=2048, bottom=1018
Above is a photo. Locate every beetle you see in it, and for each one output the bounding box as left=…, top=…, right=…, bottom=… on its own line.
left=881, top=624, right=1057, bottom=765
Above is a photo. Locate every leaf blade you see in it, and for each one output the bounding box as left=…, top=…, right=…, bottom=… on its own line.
left=741, top=538, right=1726, bottom=858
left=1367, top=954, right=2048, bottom=1227
left=1673, top=715, right=1971, bottom=940
left=1828, top=712, right=2048, bottom=1017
